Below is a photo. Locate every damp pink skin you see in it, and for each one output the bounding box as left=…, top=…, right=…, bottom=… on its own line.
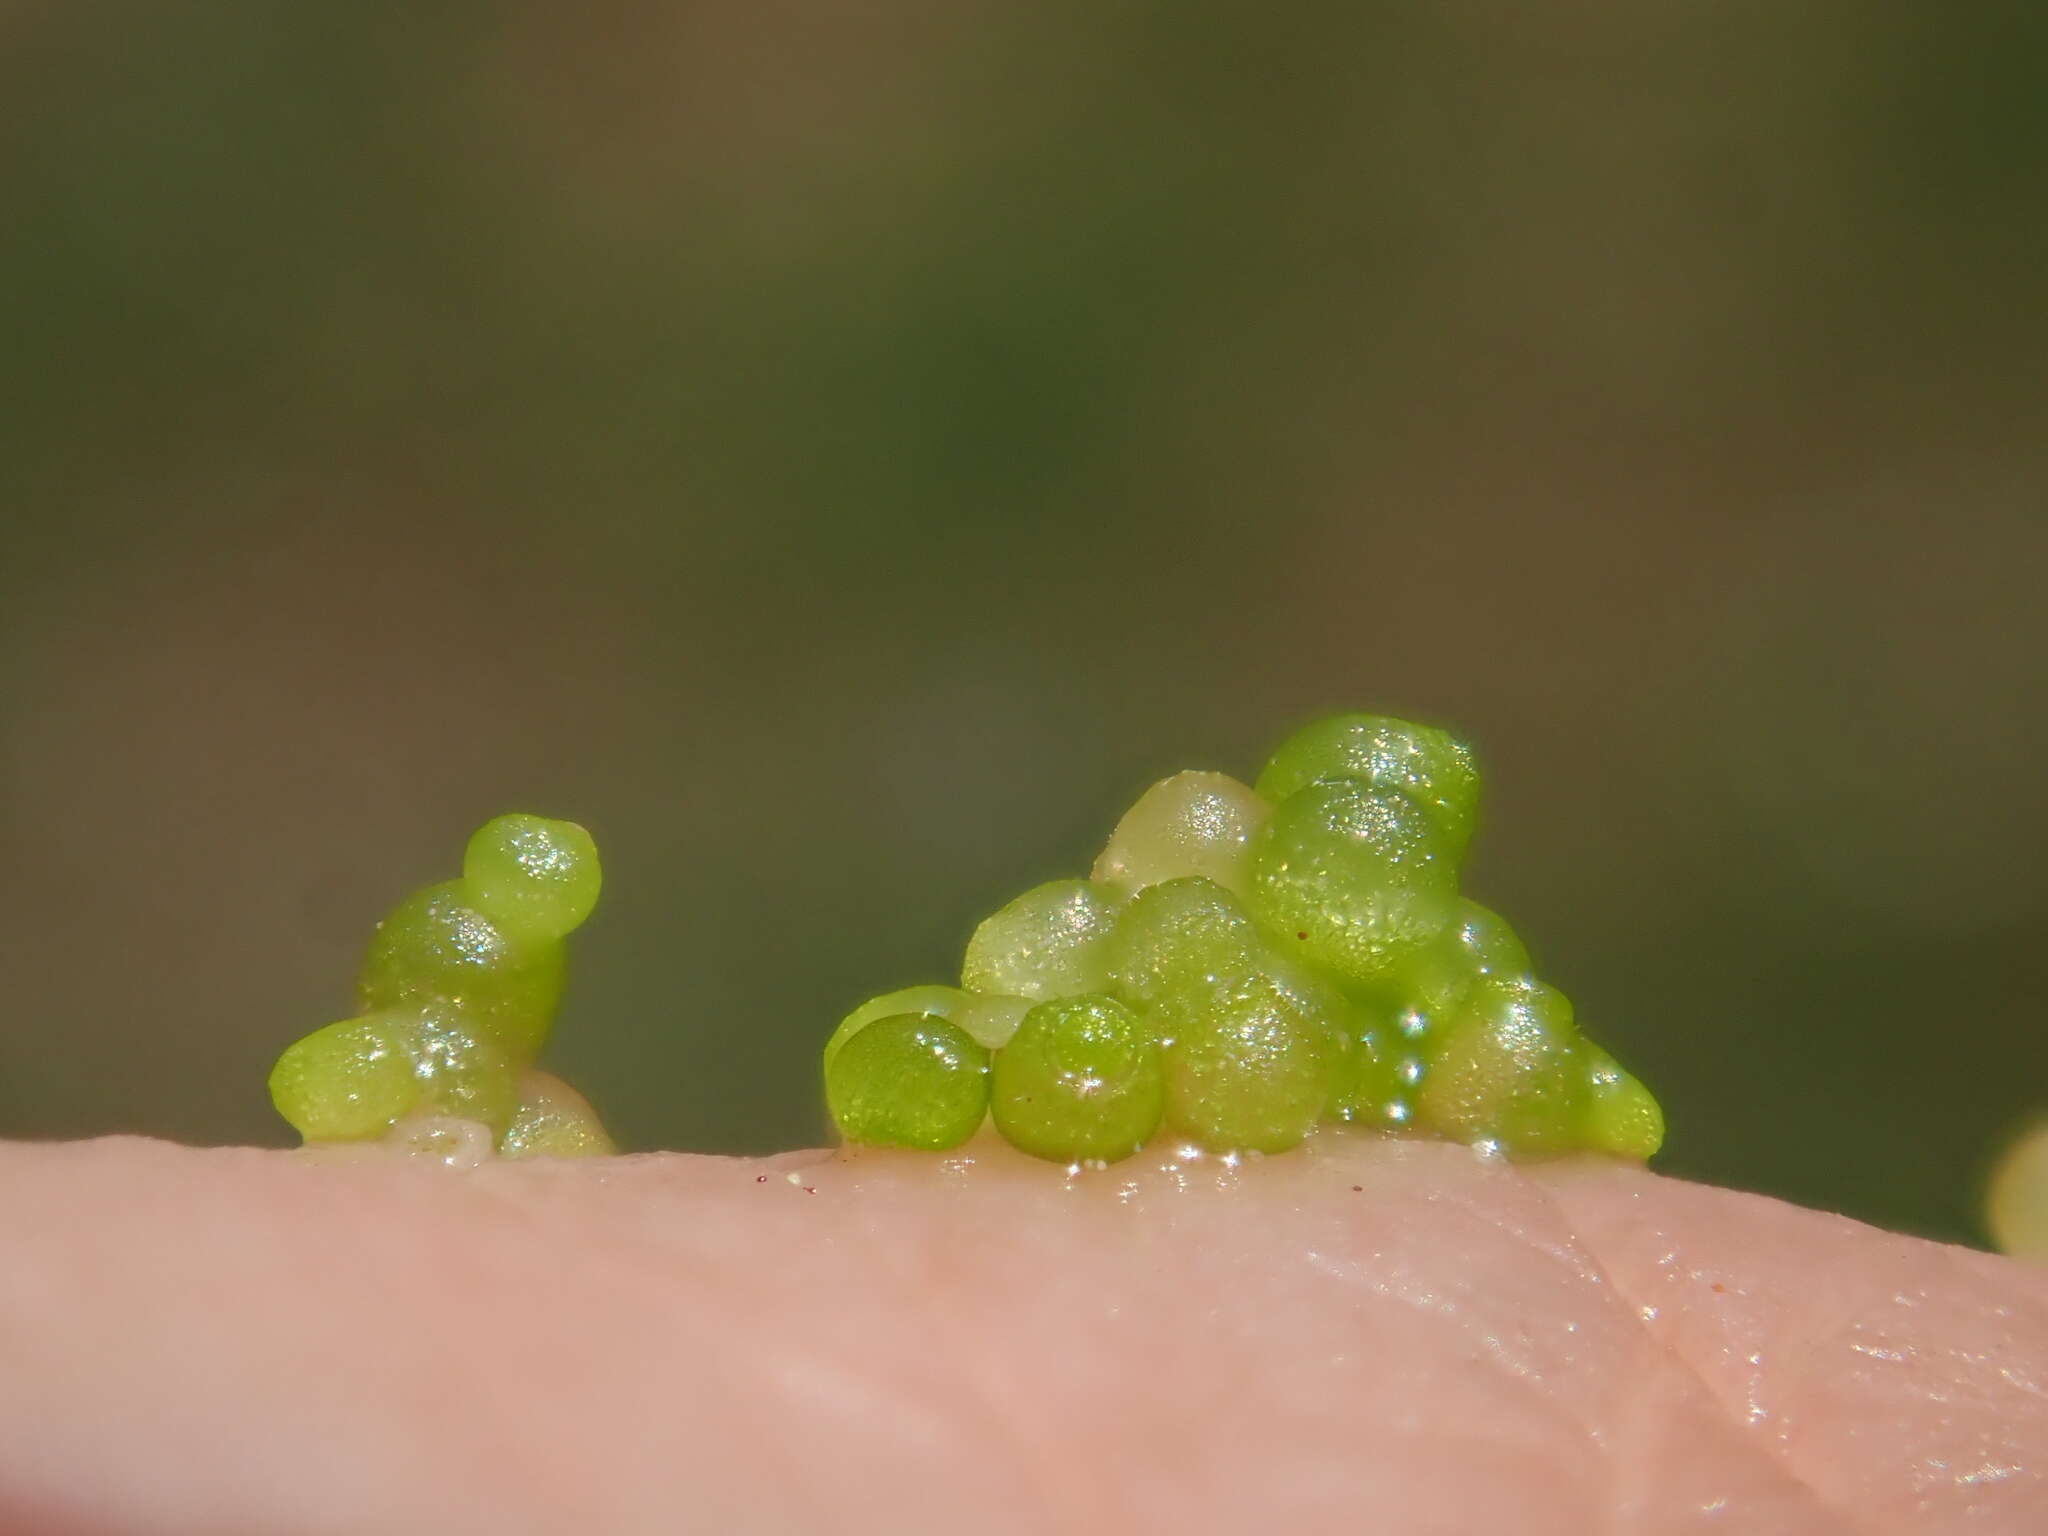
left=0, top=1135, right=2044, bottom=1535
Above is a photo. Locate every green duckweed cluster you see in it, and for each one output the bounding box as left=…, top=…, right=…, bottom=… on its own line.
left=824, top=714, right=1664, bottom=1165
left=267, top=815, right=614, bottom=1158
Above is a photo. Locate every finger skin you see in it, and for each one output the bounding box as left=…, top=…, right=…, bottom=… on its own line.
left=0, top=1136, right=2042, bottom=1535
left=1535, top=1160, right=2048, bottom=1527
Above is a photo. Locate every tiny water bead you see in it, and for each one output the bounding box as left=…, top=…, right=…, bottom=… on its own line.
left=825, top=712, right=1665, bottom=1167
left=268, top=816, right=614, bottom=1159
left=386, top=1114, right=499, bottom=1169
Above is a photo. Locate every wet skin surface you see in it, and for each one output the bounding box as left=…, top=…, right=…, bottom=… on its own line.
left=1, top=1134, right=2043, bottom=1535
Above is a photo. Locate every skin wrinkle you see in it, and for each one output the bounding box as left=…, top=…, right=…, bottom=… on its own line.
left=1501, top=1170, right=1671, bottom=1536
left=2, top=1137, right=2047, bottom=1534
left=882, top=1226, right=1116, bottom=1532
left=568, top=1161, right=1019, bottom=1532
left=539, top=1165, right=970, bottom=1532
left=1261, top=1146, right=1721, bottom=1528
left=728, top=1145, right=1545, bottom=1527
left=534, top=1147, right=1972, bottom=1534
left=1854, top=1248, right=2048, bottom=1521
left=945, top=1168, right=1286, bottom=1532
left=1516, top=1165, right=1861, bottom=1535
left=1444, top=1162, right=1816, bottom=1531
left=1412, top=1177, right=1608, bottom=1366
left=1647, top=1254, right=1863, bottom=1532
left=316, top=1151, right=779, bottom=1528
left=678, top=1159, right=1121, bottom=1534
left=1346, top=1212, right=1589, bottom=1434
left=1041, top=1171, right=1305, bottom=1529
left=1419, top=1165, right=1843, bottom=1531
left=1534, top=1162, right=2048, bottom=1531
left=1167, top=1161, right=1595, bottom=1528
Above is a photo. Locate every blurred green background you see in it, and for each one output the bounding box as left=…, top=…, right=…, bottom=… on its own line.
left=2, top=3, right=2042, bottom=1245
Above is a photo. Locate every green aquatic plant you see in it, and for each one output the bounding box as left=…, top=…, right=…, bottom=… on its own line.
left=264, top=719, right=1664, bottom=1174
left=268, top=814, right=612, bottom=1159
left=826, top=713, right=1664, bottom=1166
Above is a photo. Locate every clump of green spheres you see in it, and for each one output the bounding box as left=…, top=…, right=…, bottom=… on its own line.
left=823, top=714, right=1664, bottom=1166
left=268, top=814, right=614, bottom=1159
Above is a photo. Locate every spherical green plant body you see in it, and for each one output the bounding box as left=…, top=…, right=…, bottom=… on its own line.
left=1104, top=876, right=1259, bottom=1012
left=1416, top=979, right=1589, bottom=1156
left=1319, top=986, right=1409, bottom=1128
left=1986, top=1123, right=2048, bottom=1259
left=1092, top=771, right=1269, bottom=896
left=403, top=1005, right=521, bottom=1133
left=1581, top=1046, right=1664, bottom=1160
left=827, top=1014, right=990, bottom=1151
left=822, top=985, right=966, bottom=1076
left=991, top=994, right=1166, bottom=1163
left=1248, top=780, right=1458, bottom=987
left=962, top=878, right=1123, bottom=1000
left=954, top=991, right=1035, bottom=1051
left=1236, top=946, right=1387, bottom=1123
left=358, top=881, right=565, bottom=1061
left=1163, top=973, right=1337, bottom=1154
left=808, top=713, right=1664, bottom=1170
left=1401, top=900, right=1533, bottom=1014
left=268, top=1015, right=422, bottom=1141
left=1255, top=713, right=1480, bottom=855
left=462, top=814, right=602, bottom=942
left=498, top=1069, right=617, bottom=1159
left=270, top=813, right=613, bottom=1154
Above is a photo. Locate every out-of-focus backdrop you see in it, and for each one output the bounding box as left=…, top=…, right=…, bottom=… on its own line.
left=2, top=4, right=2042, bottom=1245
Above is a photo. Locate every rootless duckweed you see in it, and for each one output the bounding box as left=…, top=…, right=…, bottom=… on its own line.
left=268, top=814, right=613, bottom=1159
left=266, top=719, right=1665, bottom=1173
left=824, top=713, right=1665, bottom=1167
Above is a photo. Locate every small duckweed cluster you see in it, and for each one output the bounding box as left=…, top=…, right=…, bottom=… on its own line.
left=824, top=714, right=1664, bottom=1166
left=268, top=815, right=614, bottom=1159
